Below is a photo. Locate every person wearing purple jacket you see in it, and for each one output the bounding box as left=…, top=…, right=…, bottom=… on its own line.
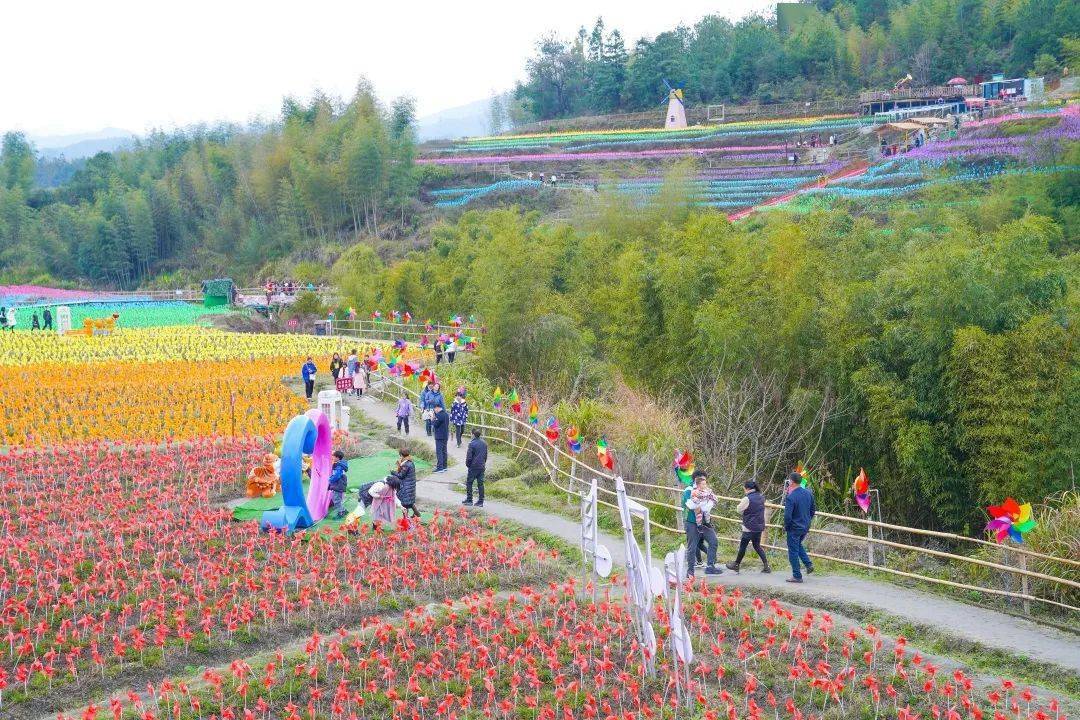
left=395, top=394, right=413, bottom=435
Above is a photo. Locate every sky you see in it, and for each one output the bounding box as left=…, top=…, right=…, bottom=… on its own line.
left=2, top=0, right=775, bottom=138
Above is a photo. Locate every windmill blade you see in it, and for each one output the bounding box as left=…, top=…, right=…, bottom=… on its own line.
left=662, top=77, right=674, bottom=92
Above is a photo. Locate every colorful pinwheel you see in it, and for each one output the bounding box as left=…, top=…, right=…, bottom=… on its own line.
left=597, top=438, right=614, bottom=471
left=371, top=310, right=382, bottom=321
left=509, top=389, right=521, bottom=414
left=853, top=467, right=871, bottom=513
left=985, top=498, right=1037, bottom=544
left=528, top=399, right=539, bottom=426
left=403, top=311, right=412, bottom=324
left=794, top=462, right=813, bottom=488
left=393, top=339, right=406, bottom=350
left=492, top=386, right=503, bottom=409
left=545, top=416, right=560, bottom=443
left=391, top=310, right=401, bottom=323
left=673, top=450, right=695, bottom=485
left=566, top=425, right=582, bottom=453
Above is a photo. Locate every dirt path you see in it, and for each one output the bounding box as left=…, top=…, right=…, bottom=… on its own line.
left=344, top=390, right=1080, bottom=676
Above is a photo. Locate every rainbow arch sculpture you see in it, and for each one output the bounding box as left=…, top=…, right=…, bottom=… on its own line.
left=261, top=409, right=332, bottom=532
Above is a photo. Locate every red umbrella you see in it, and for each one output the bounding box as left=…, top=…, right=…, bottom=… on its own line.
left=946, top=77, right=967, bottom=85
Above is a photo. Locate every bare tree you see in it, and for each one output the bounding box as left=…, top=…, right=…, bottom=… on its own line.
left=690, top=362, right=838, bottom=495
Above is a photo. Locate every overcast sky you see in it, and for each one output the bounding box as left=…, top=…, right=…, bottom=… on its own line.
left=2, top=0, right=775, bottom=138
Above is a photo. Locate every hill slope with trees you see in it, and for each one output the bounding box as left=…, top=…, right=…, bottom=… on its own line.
left=514, top=0, right=1079, bottom=120
left=0, top=81, right=419, bottom=287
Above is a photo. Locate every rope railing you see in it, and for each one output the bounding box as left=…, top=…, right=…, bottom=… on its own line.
left=328, top=319, right=477, bottom=344
left=363, top=368, right=1079, bottom=615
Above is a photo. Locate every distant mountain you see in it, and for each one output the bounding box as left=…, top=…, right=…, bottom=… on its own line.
left=27, top=128, right=136, bottom=159
left=417, top=97, right=498, bottom=142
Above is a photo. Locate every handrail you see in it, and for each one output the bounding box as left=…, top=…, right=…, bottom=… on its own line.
left=364, top=366, right=1079, bottom=615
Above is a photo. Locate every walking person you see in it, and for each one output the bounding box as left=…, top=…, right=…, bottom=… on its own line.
left=446, top=337, right=458, bottom=364
left=345, top=348, right=361, bottom=397
left=420, top=382, right=436, bottom=436
left=393, top=395, right=412, bottom=433
left=327, top=451, right=349, bottom=519
left=450, top=389, right=468, bottom=447
left=430, top=382, right=445, bottom=409
left=301, top=356, right=317, bottom=400
left=391, top=447, right=420, bottom=518
left=725, top=481, right=771, bottom=573
left=330, top=353, right=344, bottom=381
left=42, top=307, right=52, bottom=331
left=434, top=339, right=444, bottom=365
left=683, top=470, right=722, bottom=578
left=352, top=367, right=367, bottom=398
left=431, top=403, right=449, bottom=472
left=783, top=472, right=816, bottom=583
left=31, top=312, right=40, bottom=331
left=462, top=429, right=488, bottom=506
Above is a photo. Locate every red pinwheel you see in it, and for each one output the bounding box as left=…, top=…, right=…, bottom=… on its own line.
left=544, top=416, right=560, bottom=444
left=853, top=468, right=871, bottom=513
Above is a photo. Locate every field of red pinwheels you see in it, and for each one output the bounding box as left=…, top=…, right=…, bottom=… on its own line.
left=0, top=442, right=561, bottom=715
left=66, top=580, right=1069, bottom=720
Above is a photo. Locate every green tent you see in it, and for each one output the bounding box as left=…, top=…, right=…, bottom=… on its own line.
left=203, top=278, right=235, bottom=308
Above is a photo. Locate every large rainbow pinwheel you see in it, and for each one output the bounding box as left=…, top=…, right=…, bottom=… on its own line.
left=566, top=425, right=582, bottom=453
left=545, top=416, right=560, bottom=444
left=673, top=450, right=695, bottom=485
left=853, top=467, right=871, bottom=513
left=985, top=498, right=1037, bottom=544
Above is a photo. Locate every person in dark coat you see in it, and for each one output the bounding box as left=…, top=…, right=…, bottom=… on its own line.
left=431, top=404, right=449, bottom=472
left=726, top=480, right=771, bottom=573
left=391, top=447, right=419, bottom=517
left=683, top=470, right=721, bottom=577
left=42, top=307, right=52, bottom=331
left=301, top=357, right=317, bottom=400
left=327, top=451, right=349, bottom=519
left=433, top=339, right=444, bottom=364
left=783, top=472, right=816, bottom=583
left=330, top=353, right=344, bottom=380
left=462, top=429, right=488, bottom=506
left=31, top=312, right=40, bottom=330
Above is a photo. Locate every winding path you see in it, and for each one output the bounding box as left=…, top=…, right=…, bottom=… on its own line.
left=340, top=390, right=1080, bottom=676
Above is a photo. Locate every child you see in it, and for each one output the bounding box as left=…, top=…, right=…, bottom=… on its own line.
left=327, top=450, right=349, bottom=519
left=450, top=388, right=468, bottom=447
left=687, top=478, right=717, bottom=529
left=395, top=394, right=413, bottom=434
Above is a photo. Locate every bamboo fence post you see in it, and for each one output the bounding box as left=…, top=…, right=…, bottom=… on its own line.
left=1020, top=551, right=1031, bottom=615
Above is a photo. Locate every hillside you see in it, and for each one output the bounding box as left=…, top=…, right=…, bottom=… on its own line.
left=511, top=0, right=1077, bottom=121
